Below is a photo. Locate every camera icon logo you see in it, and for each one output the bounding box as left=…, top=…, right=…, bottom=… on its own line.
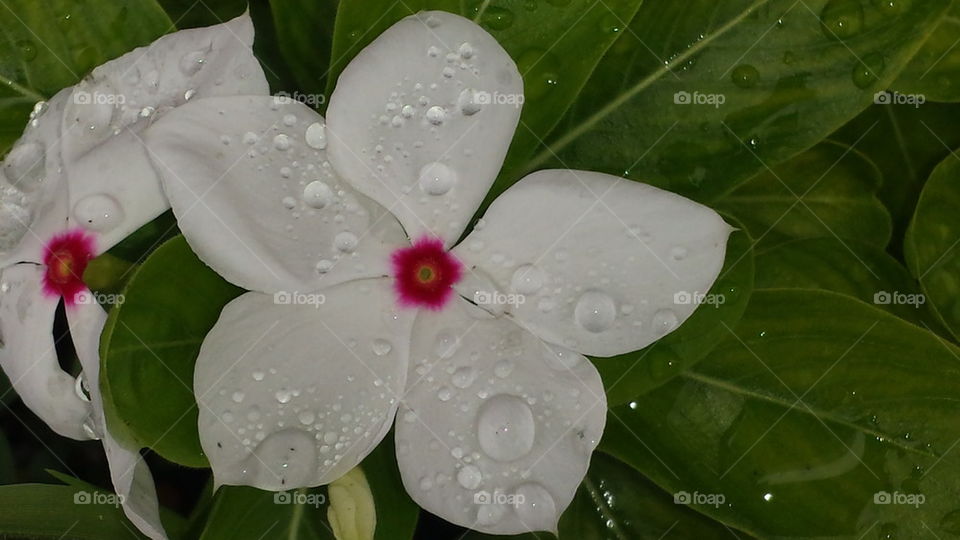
left=274, top=491, right=293, bottom=504
left=274, top=291, right=292, bottom=305
left=473, top=490, right=491, bottom=505
left=673, top=291, right=692, bottom=305
left=874, top=491, right=892, bottom=504
left=873, top=291, right=892, bottom=305
left=73, top=90, right=92, bottom=105
left=74, top=491, right=92, bottom=504
left=474, top=290, right=493, bottom=305
left=673, top=491, right=691, bottom=504
left=674, top=91, right=691, bottom=105
left=874, top=91, right=892, bottom=105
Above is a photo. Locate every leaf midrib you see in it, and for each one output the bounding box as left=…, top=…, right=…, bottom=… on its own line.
left=526, top=0, right=771, bottom=170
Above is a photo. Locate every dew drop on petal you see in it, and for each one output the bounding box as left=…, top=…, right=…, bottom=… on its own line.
left=305, top=122, right=327, bottom=149
left=334, top=232, right=358, bottom=253
left=418, top=162, right=457, bottom=195
left=273, top=134, right=291, bottom=151
left=477, top=394, right=535, bottom=461
left=513, top=483, right=557, bottom=531
left=457, top=465, right=482, bottom=489
left=574, top=290, right=616, bottom=333
left=303, top=181, right=333, bottom=209
left=371, top=338, right=393, bottom=356
left=452, top=366, right=476, bottom=389
left=652, top=308, right=678, bottom=335
left=510, top=264, right=545, bottom=294
left=434, top=330, right=461, bottom=359
left=426, top=106, right=446, bottom=125
left=73, top=194, right=124, bottom=233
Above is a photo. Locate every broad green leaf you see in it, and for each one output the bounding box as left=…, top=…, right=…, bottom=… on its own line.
left=270, top=0, right=339, bottom=104
left=754, top=237, right=939, bottom=327
left=715, top=140, right=891, bottom=248
left=155, top=0, right=247, bottom=28
left=200, top=486, right=333, bottom=540
left=893, top=0, right=960, bottom=102
left=595, top=223, right=754, bottom=406
left=100, top=236, right=242, bottom=467
left=832, top=102, right=960, bottom=254
left=602, top=289, right=960, bottom=538
left=106, top=210, right=180, bottom=263
left=465, top=452, right=748, bottom=540
left=363, top=436, right=419, bottom=540
left=0, top=430, right=13, bottom=484
left=0, top=484, right=153, bottom=539
left=532, top=0, right=951, bottom=202
left=0, top=0, right=172, bottom=152
left=905, top=152, right=960, bottom=341
left=326, top=0, right=645, bottom=199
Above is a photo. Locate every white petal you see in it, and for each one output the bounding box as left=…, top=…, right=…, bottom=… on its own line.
left=0, top=91, right=72, bottom=266
left=326, top=11, right=522, bottom=247
left=60, top=13, right=268, bottom=251
left=452, top=170, right=733, bottom=357
left=0, top=264, right=91, bottom=439
left=146, top=95, right=408, bottom=294
left=395, top=299, right=605, bottom=535
left=67, top=298, right=166, bottom=540
left=196, top=278, right=412, bottom=491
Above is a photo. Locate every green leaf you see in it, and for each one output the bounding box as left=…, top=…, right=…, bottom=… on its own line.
left=0, top=430, right=13, bottom=484
left=0, top=484, right=153, bottom=539
left=154, top=0, right=247, bottom=28
left=531, top=0, right=951, bottom=202
left=464, top=452, right=748, bottom=540
left=363, top=436, right=419, bottom=540
left=0, top=0, right=173, bottom=152
left=199, top=486, right=333, bottom=540
left=595, top=222, right=754, bottom=406
left=715, top=140, right=892, bottom=248
left=893, top=0, right=960, bottom=102
left=326, top=0, right=645, bottom=198
left=269, top=0, right=339, bottom=104
left=905, top=152, right=960, bottom=341
left=602, top=289, right=960, bottom=538
left=754, top=237, right=943, bottom=329
left=100, top=236, right=242, bottom=468
left=832, top=102, right=960, bottom=254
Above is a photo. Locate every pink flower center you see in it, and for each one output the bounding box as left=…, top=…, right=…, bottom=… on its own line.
left=42, top=229, right=95, bottom=306
left=391, top=236, right=463, bottom=311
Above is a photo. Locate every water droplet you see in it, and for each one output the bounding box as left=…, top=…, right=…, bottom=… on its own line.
left=245, top=429, right=316, bottom=489
left=335, top=232, right=358, bottom=253
left=243, top=132, right=259, bottom=145
left=820, top=0, right=865, bottom=40
left=457, top=465, right=482, bottom=489
left=457, top=88, right=483, bottom=115
left=305, top=122, right=327, bottom=149
left=513, top=483, right=557, bottom=530
left=232, top=391, right=245, bottom=403
left=275, top=389, right=293, bottom=404
left=315, top=259, right=333, bottom=274
left=480, top=7, right=515, bottom=30
left=852, top=53, right=885, bottom=89
left=179, top=50, right=205, bottom=76
left=731, top=64, right=760, bottom=88
left=542, top=345, right=583, bottom=370
left=419, top=476, right=434, bottom=490
left=372, top=338, right=393, bottom=356
left=252, top=371, right=265, bottom=381
left=574, top=290, right=617, bottom=333
left=438, top=386, right=454, bottom=401
left=16, top=40, right=37, bottom=61
left=434, top=330, right=461, bottom=359
left=452, top=367, right=476, bottom=389
left=426, top=106, right=446, bottom=125
left=671, top=246, right=688, bottom=260
left=477, top=394, right=535, bottom=461
left=517, top=49, right=560, bottom=99
left=303, top=181, right=333, bottom=209
left=73, top=194, right=124, bottom=233
left=283, top=114, right=297, bottom=127
left=459, top=42, right=474, bottom=59
left=652, top=309, right=678, bottom=335
left=298, top=410, right=315, bottom=425
left=510, top=264, right=545, bottom=294
left=494, top=359, right=515, bottom=378
left=418, top=162, right=457, bottom=195
left=273, top=134, right=291, bottom=151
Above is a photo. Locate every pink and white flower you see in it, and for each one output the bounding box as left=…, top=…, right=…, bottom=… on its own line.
left=0, top=14, right=267, bottom=539
left=145, top=11, right=731, bottom=535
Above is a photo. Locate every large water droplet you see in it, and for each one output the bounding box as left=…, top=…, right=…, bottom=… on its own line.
left=434, top=330, right=461, bottom=359
left=303, top=181, right=333, bottom=209
left=425, top=106, right=446, bottom=125
left=372, top=338, right=393, bottom=356
left=457, top=464, right=483, bottom=489
left=179, top=50, right=205, bottom=76
left=820, top=0, right=865, bottom=40
left=245, top=429, right=317, bottom=489
left=457, top=88, right=483, bottom=116
left=418, top=162, right=457, bottom=195
left=273, top=134, right=292, bottom=151
left=574, top=290, right=617, bottom=333
left=652, top=308, right=678, bottom=335
left=335, top=232, right=358, bottom=253
left=851, top=53, right=885, bottom=89
left=480, top=6, right=515, bottom=30
left=477, top=394, right=535, bottom=461
left=541, top=345, right=583, bottom=370
left=73, top=194, right=124, bottom=233
left=305, top=122, right=327, bottom=150
left=510, top=264, right=545, bottom=294
left=452, top=366, right=477, bottom=389
left=731, top=64, right=760, bottom=88
left=513, top=483, right=557, bottom=531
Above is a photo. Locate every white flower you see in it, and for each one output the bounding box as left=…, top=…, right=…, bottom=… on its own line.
left=0, top=14, right=267, bottom=539
left=145, top=11, right=731, bottom=535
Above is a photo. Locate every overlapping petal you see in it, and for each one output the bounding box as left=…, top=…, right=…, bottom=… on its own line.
left=146, top=95, right=408, bottom=294
left=395, top=298, right=605, bottom=534
left=59, top=12, right=268, bottom=252
left=68, top=297, right=165, bottom=540
left=326, top=11, right=523, bottom=247
left=196, top=279, right=412, bottom=490
left=0, top=263, right=91, bottom=439
left=453, top=170, right=732, bottom=357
